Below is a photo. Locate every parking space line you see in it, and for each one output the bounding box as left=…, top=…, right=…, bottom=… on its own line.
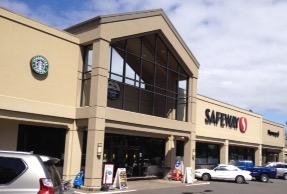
left=73, top=189, right=137, bottom=194
left=185, top=182, right=210, bottom=186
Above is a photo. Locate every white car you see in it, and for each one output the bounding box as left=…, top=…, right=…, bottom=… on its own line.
left=195, top=164, right=252, bottom=184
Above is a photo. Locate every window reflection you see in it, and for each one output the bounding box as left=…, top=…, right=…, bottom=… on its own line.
left=108, top=34, right=189, bottom=121
left=81, top=45, right=93, bottom=106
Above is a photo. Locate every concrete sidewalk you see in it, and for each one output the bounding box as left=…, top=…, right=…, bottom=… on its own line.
left=72, top=179, right=210, bottom=194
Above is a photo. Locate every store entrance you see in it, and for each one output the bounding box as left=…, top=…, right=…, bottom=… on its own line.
left=262, top=149, right=279, bottom=165
left=17, top=124, right=66, bottom=174
left=104, top=133, right=165, bottom=177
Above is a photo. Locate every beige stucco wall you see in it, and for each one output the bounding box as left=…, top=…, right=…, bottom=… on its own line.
left=0, top=8, right=81, bottom=119
left=262, top=120, right=285, bottom=147
left=0, top=118, right=18, bottom=150
left=196, top=95, right=262, bottom=145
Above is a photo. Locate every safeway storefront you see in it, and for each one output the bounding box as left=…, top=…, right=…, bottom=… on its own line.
left=0, top=7, right=285, bottom=190
left=196, top=95, right=285, bottom=169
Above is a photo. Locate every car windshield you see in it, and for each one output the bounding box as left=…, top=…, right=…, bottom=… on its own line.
left=214, top=165, right=239, bottom=171
left=227, top=166, right=239, bottom=171
left=265, top=163, right=274, bottom=167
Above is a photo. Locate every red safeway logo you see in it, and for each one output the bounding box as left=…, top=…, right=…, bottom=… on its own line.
left=239, top=117, right=247, bottom=133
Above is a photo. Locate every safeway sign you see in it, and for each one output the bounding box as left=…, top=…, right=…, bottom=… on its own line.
left=205, top=108, right=247, bottom=133
left=239, top=117, right=248, bottom=133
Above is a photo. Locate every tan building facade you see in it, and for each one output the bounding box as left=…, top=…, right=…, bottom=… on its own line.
left=196, top=95, right=285, bottom=169
left=0, top=7, right=285, bottom=189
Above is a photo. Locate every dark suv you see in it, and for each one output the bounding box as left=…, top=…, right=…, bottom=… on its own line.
left=0, top=150, right=63, bottom=194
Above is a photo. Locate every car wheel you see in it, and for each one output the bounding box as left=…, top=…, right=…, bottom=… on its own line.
left=260, top=174, right=269, bottom=183
left=235, top=175, right=245, bottom=184
left=202, top=173, right=211, bottom=181
left=283, top=173, right=287, bottom=180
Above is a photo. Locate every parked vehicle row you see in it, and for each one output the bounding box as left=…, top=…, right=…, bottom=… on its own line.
left=2, top=150, right=287, bottom=193
left=196, top=160, right=287, bottom=184
left=232, top=160, right=276, bottom=182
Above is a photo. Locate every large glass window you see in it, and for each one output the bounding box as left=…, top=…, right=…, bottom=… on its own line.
left=108, top=34, right=189, bottom=121
left=196, top=142, right=220, bottom=169
left=81, top=45, right=93, bottom=106
left=229, top=146, right=255, bottom=163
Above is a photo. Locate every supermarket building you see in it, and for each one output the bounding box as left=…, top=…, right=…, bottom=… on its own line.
left=0, top=8, right=286, bottom=188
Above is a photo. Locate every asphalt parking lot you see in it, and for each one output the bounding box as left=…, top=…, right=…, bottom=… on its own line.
left=69, top=179, right=287, bottom=194
left=129, top=179, right=287, bottom=194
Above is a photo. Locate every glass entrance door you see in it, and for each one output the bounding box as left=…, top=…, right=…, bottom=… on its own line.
left=103, top=133, right=165, bottom=177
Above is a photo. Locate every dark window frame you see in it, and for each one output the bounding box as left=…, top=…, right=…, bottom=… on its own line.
left=196, top=142, right=220, bottom=166
left=108, top=34, right=189, bottom=121
left=80, top=45, right=93, bottom=106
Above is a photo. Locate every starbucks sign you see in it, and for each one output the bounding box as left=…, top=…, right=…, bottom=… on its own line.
left=30, top=55, right=49, bottom=75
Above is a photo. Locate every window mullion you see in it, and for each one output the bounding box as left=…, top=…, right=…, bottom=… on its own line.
left=152, top=35, right=158, bottom=116
left=185, top=77, right=189, bottom=122
left=165, top=50, right=169, bottom=118
left=138, top=37, right=143, bottom=113
left=175, top=64, right=179, bottom=120
left=109, top=47, right=113, bottom=79
left=122, top=40, right=127, bottom=109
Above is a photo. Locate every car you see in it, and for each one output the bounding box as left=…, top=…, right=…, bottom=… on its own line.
left=265, top=162, right=287, bottom=180
left=0, top=150, right=63, bottom=194
left=232, top=160, right=277, bottom=182
left=195, top=164, right=252, bottom=184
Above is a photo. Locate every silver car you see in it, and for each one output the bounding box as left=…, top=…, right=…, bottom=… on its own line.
left=0, top=150, right=63, bottom=194
left=266, top=162, right=287, bottom=180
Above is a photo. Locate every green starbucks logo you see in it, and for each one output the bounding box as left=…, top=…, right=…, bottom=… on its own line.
left=31, top=55, right=49, bottom=75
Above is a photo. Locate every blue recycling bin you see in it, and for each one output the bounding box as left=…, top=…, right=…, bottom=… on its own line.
left=73, top=171, right=85, bottom=189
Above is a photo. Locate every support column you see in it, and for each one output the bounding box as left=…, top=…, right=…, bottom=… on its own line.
left=62, top=122, right=83, bottom=180
left=255, top=145, right=262, bottom=166
left=279, top=147, right=285, bottom=162
left=183, top=77, right=197, bottom=174
left=165, top=135, right=176, bottom=168
left=84, top=39, right=110, bottom=189
left=184, top=131, right=196, bottom=171
left=220, top=140, right=229, bottom=164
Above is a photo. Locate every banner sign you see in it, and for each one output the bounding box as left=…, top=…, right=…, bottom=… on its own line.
left=175, top=160, right=184, bottom=171
left=103, top=164, right=114, bottom=184
left=183, top=167, right=193, bottom=184
left=113, top=168, right=127, bottom=190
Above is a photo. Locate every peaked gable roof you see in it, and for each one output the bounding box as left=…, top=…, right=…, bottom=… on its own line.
left=66, top=9, right=200, bottom=69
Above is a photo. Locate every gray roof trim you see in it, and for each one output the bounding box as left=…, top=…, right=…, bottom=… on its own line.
left=65, top=9, right=200, bottom=69
left=263, top=119, right=285, bottom=128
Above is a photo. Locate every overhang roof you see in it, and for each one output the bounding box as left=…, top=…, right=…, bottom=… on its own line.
left=66, top=9, right=200, bottom=69
left=0, top=7, right=79, bottom=44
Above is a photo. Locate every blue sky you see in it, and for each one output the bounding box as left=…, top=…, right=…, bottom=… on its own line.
left=1, top=0, right=286, bottom=128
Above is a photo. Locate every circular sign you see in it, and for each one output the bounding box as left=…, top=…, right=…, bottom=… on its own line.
left=108, top=80, right=120, bottom=100
left=30, top=55, right=49, bottom=75
left=239, top=117, right=247, bottom=133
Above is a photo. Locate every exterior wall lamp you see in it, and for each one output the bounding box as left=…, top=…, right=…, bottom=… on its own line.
left=192, top=149, right=196, bottom=160
left=97, top=143, right=103, bottom=156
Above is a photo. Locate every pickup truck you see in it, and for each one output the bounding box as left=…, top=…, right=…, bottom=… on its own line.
left=233, top=160, right=276, bottom=182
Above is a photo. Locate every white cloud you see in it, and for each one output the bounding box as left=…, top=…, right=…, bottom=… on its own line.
left=1, top=0, right=287, bottom=123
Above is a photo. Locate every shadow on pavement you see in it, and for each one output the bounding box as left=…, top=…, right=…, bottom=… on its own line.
left=182, top=190, right=213, bottom=194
